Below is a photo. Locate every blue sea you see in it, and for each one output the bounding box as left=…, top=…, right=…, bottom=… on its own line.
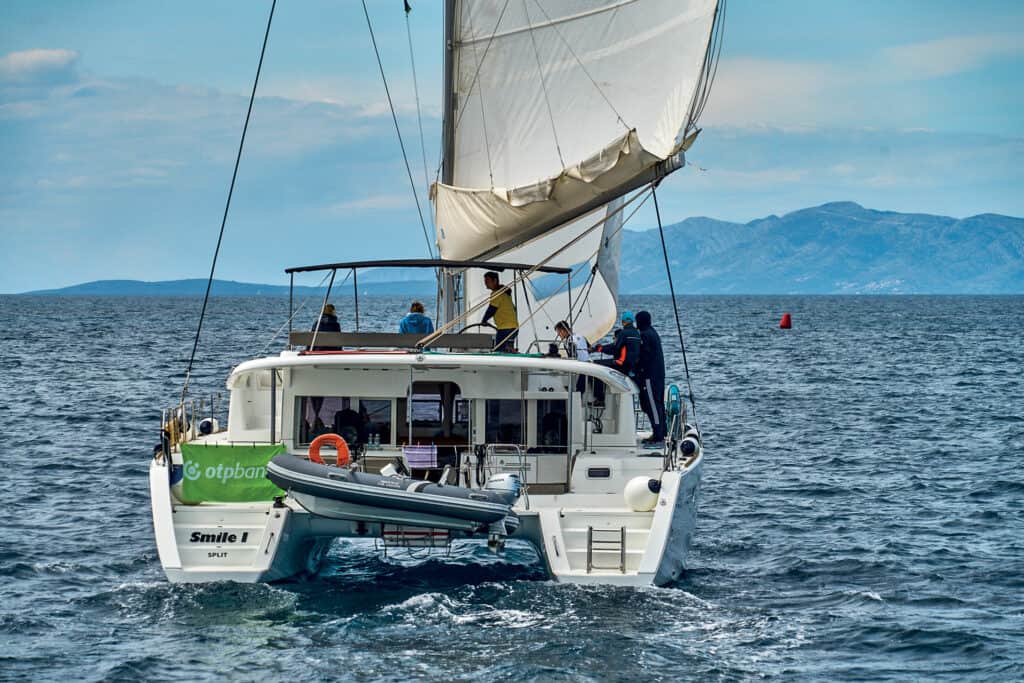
left=1, top=294, right=1022, bottom=681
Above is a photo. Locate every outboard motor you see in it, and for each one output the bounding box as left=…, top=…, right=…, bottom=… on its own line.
left=484, top=473, right=522, bottom=553
left=484, top=473, right=522, bottom=503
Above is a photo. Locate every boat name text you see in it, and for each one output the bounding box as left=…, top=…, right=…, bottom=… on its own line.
left=189, top=531, right=250, bottom=544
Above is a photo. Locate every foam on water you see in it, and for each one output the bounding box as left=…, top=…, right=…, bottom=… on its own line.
left=1, top=294, right=1022, bottom=681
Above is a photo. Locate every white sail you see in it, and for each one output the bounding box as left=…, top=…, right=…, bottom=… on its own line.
left=434, top=0, right=719, bottom=261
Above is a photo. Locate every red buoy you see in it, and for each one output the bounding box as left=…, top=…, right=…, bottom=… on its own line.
left=779, top=313, right=792, bottom=329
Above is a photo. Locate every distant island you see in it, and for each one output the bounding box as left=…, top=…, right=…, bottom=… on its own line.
left=24, top=278, right=436, bottom=297
left=23, top=202, right=1024, bottom=295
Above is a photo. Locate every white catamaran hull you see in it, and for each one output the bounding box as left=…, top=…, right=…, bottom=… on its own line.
left=150, top=451, right=701, bottom=586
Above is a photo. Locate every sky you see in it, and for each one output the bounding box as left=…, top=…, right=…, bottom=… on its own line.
left=1, top=0, right=1022, bottom=293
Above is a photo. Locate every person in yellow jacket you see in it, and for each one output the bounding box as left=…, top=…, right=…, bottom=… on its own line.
left=481, top=271, right=519, bottom=352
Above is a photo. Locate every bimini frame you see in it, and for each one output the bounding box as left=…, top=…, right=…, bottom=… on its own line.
left=284, top=258, right=574, bottom=348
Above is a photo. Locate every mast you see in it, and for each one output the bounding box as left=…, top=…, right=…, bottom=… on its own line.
left=439, top=0, right=460, bottom=325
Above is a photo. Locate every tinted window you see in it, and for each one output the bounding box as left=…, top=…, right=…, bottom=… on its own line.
left=485, top=399, right=523, bottom=444
left=536, top=399, right=567, bottom=448
left=361, top=399, right=392, bottom=445
left=398, top=382, right=464, bottom=443
left=297, top=397, right=391, bottom=446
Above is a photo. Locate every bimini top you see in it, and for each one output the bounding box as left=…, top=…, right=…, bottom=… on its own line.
left=285, top=258, right=572, bottom=275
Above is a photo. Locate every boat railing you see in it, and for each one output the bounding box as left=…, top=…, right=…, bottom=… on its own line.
left=633, top=394, right=651, bottom=433
left=485, top=443, right=530, bottom=510
left=158, top=392, right=226, bottom=451
left=524, top=337, right=563, bottom=355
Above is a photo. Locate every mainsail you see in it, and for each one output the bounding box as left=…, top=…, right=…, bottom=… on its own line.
left=432, top=0, right=721, bottom=345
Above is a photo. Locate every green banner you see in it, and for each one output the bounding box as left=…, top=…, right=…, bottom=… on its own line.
left=179, top=443, right=286, bottom=504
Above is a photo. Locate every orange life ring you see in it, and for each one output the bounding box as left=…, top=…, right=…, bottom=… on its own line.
left=308, top=433, right=350, bottom=467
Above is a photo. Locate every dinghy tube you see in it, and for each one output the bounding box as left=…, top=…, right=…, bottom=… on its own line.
left=265, top=454, right=521, bottom=532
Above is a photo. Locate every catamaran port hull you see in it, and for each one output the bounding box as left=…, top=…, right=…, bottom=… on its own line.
left=150, top=454, right=701, bottom=587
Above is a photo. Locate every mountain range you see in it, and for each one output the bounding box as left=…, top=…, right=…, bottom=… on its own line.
left=622, top=201, right=1023, bottom=294
left=23, top=203, right=1024, bottom=295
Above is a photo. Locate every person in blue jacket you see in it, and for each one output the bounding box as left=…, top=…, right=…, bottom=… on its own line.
left=399, top=301, right=434, bottom=335
left=635, top=310, right=667, bottom=444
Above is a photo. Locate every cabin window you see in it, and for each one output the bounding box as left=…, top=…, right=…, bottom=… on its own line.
left=485, top=399, right=524, bottom=445
left=361, top=399, right=393, bottom=445
left=397, top=381, right=467, bottom=445
left=296, top=396, right=392, bottom=446
left=535, top=399, right=568, bottom=450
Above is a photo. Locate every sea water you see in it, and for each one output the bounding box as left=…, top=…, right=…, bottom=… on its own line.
left=0, top=295, right=1021, bottom=681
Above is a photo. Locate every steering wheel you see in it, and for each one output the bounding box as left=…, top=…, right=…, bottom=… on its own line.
left=458, top=322, right=498, bottom=334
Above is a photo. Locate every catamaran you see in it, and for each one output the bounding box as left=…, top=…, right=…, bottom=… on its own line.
left=150, top=0, right=724, bottom=586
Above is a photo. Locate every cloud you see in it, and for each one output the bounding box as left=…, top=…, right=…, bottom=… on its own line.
left=327, top=194, right=414, bottom=211
left=262, top=75, right=442, bottom=119
left=882, top=33, right=1024, bottom=79
left=702, top=32, right=1023, bottom=129
left=0, top=66, right=440, bottom=291
left=654, top=124, right=1024, bottom=227
left=696, top=166, right=810, bottom=189
left=702, top=57, right=831, bottom=128
left=0, top=48, right=79, bottom=84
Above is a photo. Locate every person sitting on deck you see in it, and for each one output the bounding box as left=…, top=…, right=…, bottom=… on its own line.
left=309, top=303, right=342, bottom=350
left=399, top=301, right=434, bottom=335
left=481, top=271, right=519, bottom=352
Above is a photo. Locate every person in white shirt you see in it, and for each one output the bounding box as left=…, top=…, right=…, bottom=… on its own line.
left=555, top=320, right=589, bottom=361
left=555, top=320, right=595, bottom=396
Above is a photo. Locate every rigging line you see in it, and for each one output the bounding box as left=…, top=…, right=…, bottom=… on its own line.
left=476, top=188, right=657, bottom=352
left=251, top=269, right=346, bottom=358
left=569, top=193, right=649, bottom=323
left=404, top=1, right=432, bottom=197
left=523, top=0, right=565, bottom=169
left=450, top=0, right=512, bottom=149
left=361, top=0, right=434, bottom=259
left=309, top=268, right=338, bottom=352
left=687, top=0, right=726, bottom=132
left=528, top=0, right=630, bottom=132
left=502, top=275, right=537, bottom=352
left=701, top=0, right=727, bottom=119
left=464, top=8, right=496, bottom=186
left=180, top=0, right=276, bottom=404
left=571, top=265, right=600, bottom=325
left=652, top=186, right=698, bottom=428
left=415, top=185, right=652, bottom=349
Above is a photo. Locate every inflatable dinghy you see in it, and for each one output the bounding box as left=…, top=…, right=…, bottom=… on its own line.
left=266, top=454, right=521, bottom=534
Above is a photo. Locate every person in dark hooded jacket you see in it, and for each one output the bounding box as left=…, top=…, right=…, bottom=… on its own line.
left=635, top=310, right=667, bottom=443
left=309, top=303, right=342, bottom=351
left=592, top=311, right=641, bottom=377
left=590, top=311, right=642, bottom=406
